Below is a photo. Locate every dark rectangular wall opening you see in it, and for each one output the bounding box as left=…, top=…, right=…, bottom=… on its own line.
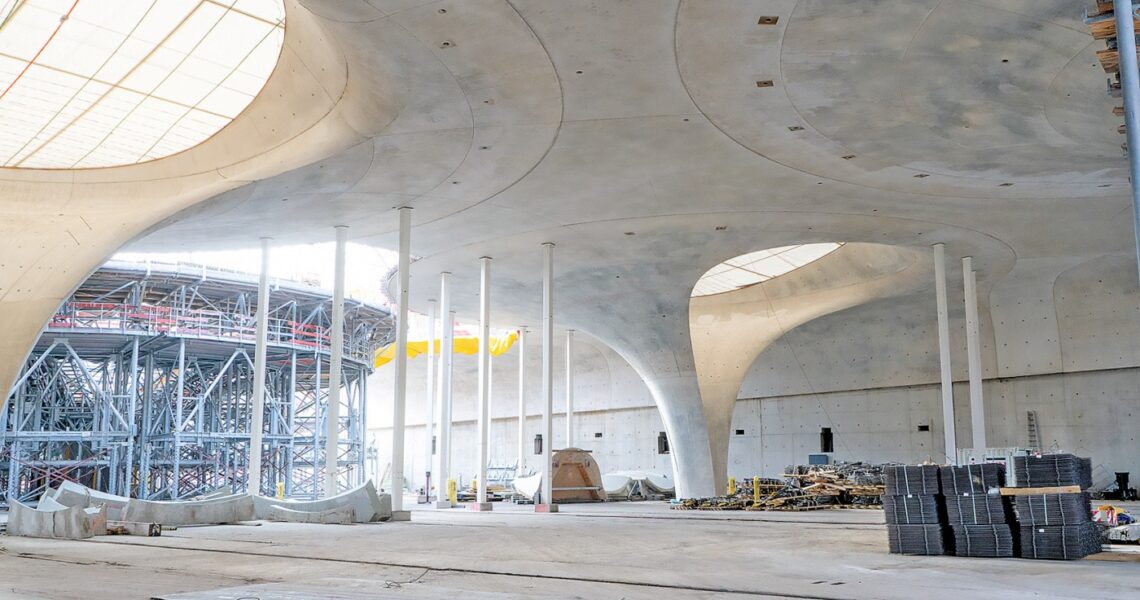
left=657, top=431, right=670, bottom=454
left=735, top=429, right=745, bottom=436
left=820, top=427, right=833, bottom=453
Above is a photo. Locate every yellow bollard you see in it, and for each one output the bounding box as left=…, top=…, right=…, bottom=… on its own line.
left=447, top=478, right=458, bottom=505
left=276, top=482, right=285, bottom=500
left=753, top=476, right=761, bottom=504
left=727, top=476, right=737, bottom=496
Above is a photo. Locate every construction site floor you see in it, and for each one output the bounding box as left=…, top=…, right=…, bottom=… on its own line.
left=1, top=501, right=1138, bottom=599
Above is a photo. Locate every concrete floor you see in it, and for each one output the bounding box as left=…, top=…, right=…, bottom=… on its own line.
left=1, top=502, right=1138, bottom=599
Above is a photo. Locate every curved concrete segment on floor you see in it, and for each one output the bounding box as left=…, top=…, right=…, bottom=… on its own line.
left=7, top=500, right=105, bottom=539
left=122, top=494, right=256, bottom=526
left=267, top=505, right=355, bottom=525
left=43, top=481, right=131, bottom=520
left=252, top=481, right=391, bottom=523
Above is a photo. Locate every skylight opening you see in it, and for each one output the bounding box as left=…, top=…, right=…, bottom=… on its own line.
left=691, top=243, right=844, bottom=297
left=0, top=0, right=285, bottom=169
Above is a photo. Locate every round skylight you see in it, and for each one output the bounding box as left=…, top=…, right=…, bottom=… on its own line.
left=0, top=0, right=285, bottom=169
left=692, top=243, right=844, bottom=297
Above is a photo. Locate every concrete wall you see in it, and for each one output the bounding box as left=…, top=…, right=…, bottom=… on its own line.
left=372, top=253, right=1140, bottom=494
left=369, top=333, right=669, bottom=491
left=730, top=254, right=1140, bottom=485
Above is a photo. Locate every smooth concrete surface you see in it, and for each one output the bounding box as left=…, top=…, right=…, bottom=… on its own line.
left=690, top=243, right=931, bottom=490
left=2, top=503, right=1139, bottom=599
left=266, top=505, right=355, bottom=525
left=122, top=495, right=256, bottom=527
left=252, top=481, right=390, bottom=524
left=3, top=0, right=1137, bottom=500
left=6, top=501, right=96, bottom=540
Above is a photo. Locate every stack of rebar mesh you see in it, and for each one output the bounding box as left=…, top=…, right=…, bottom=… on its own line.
left=883, top=465, right=948, bottom=555
left=1011, top=454, right=1101, bottom=560
left=940, top=464, right=1015, bottom=557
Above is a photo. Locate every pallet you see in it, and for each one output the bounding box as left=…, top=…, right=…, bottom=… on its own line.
left=999, top=485, right=1081, bottom=496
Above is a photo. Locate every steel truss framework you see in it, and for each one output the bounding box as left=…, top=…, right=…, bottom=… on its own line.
left=1, top=261, right=391, bottom=505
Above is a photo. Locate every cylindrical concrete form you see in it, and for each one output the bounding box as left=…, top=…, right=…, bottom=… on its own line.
left=540, top=243, right=556, bottom=510
left=565, top=329, right=574, bottom=448
left=963, top=257, right=986, bottom=450
left=325, top=226, right=348, bottom=496
left=249, top=237, right=271, bottom=495
left=425, top=299, right=436, bottom=496
left=435, top=274, right=454, bottom=508
left=933, top=244, right=956, bottom=463
left=476, top=257, right=492, bottom=506
left=517, top=327, right=527, bottom=474
left=1115, top=0, right=1140, bottom=282
left=391, top=208, right=412, bottom=512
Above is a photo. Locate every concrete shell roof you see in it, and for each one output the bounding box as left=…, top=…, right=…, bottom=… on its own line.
left=0, top=0, right=1132, bottom=496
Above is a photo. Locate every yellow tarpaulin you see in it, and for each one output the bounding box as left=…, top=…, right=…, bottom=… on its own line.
left=374, top=330, right=520, bottom=368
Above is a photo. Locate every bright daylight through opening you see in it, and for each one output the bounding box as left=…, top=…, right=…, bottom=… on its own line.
left=691, top=243, right=843, bottom=297
left=0, top=0, right=284, bottom=168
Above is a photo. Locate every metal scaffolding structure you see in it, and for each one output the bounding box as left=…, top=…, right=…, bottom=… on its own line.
left=1, top=260, right=392, bottom=505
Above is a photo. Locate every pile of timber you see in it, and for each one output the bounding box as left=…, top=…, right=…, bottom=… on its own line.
left=671, top=462, right=887, bottom=511
left=1085, top=1, right=1133, bottom=151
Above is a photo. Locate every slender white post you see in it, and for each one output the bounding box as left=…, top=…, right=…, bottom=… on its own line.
left=425, top=300, right=437, bottom=496
left=565, top=329, right=575, bottom=448
left=249, top=237, right=271, bottom=495
left=325, top=226, right=348, bottom=496
left=435, top=274, right=454, bottom=508
left=933, top=244, right=957, bottom=463
left=517, top=327, right=527, bottom=474
left=1114, top=0, right=1140, bottom=282
left=391, top=207, right=412, bottom=514
left=963, top=256, right=986, bottom=450
left=539, top=243, right=557, bottom=511
left=474, top=257, right=492, bottom=508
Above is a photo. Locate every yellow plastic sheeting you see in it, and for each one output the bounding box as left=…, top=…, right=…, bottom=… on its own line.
left=374, top=330, right=519, bottom=368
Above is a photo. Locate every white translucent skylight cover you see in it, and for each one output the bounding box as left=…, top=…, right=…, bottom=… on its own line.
left=691, top=243, right=843, bottom=297
left=0, top=0, right=284, bottom=169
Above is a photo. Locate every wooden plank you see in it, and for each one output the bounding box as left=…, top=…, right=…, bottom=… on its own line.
left=999, top=485, right=1081, bottom=496
left=1087, top=16, right=1140, bottom=40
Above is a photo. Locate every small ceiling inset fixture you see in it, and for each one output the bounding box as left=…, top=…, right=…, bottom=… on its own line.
left=758, top=16, right=779, bottom=25
left=0, top=0, right=286, bottom=169
left=691, top=243, right=844, bottom=297
left=755, top=80, right=773, bottom=87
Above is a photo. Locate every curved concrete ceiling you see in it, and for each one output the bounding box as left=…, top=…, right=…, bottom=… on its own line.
left=1, top=0, right=1132, bottom=496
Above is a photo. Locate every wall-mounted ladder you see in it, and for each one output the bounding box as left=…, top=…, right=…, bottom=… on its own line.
left=1026, top=410, right=1041, bottom=452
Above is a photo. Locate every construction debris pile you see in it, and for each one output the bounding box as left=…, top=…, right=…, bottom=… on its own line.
left=672, top=462, right=887, bottom=511
left=883, top=454, right=1104, bottom=560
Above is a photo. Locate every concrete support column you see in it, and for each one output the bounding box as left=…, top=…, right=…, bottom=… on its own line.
left=324, top=227, right=348, bottom=496
left=565, top=329, right=574, bottom=448
left=472, top=257, right=493, bottom=511
left=962, top=256, right=986, bottom=450
left=537, top=243, right=558, bottom=512
left=435, top=274, right=454, bottom=509
left=517, top=327, right=527, bottom=474
left=1114, top=0, right=1140, bottom=282
left=391, top=208, right=412, bottom=518
left=249, top=237, right=271, bottom=495
left=933, top=244, right=956, bottom=463
left=425, top=299, right=436, bottom=497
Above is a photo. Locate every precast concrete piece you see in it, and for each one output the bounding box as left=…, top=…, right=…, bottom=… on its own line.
left=6, top=500, right=96, bottom=539
left=122, top=494, right=255, bottom=526
left=266, top=505, right=355, bottom=525
left=252, top=481, right=390, bottom=523
left=45, top=481, right=131, bottom=520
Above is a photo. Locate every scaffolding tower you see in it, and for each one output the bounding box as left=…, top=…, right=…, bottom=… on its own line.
left=1, top=260, right=392, bottom=505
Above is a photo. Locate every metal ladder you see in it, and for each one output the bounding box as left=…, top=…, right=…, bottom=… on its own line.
left=1026, top=411, right=1041, bottom=452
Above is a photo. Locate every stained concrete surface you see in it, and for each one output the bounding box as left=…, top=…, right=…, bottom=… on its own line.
left=1, top=502, right=1138, bottom=599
